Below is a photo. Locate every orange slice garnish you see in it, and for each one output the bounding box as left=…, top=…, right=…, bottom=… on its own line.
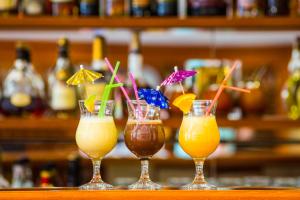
left=172, top=93, right=196, bottom=114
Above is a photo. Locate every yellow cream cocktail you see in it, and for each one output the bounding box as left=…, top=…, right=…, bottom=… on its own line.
left=76, top=116, right=118, bottom=159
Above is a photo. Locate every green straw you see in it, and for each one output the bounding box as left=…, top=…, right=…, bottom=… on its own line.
left=98, top=61, right=121, bottom=118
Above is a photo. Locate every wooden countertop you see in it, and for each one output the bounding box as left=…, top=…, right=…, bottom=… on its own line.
left=1, top=189, right=300, bottom=200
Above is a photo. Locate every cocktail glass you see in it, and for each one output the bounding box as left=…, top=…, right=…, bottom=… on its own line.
left=124, top=100, right=165, bottom=190
left=179, top=100, right=220, bottom=190
left=76, top=100, right=118, bottom=190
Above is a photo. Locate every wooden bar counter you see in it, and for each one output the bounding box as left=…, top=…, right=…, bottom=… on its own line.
left=1, top=189, right=300, bottom=200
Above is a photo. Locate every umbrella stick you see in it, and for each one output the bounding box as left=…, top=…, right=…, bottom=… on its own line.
left=179, top=82, right=185, bottom=94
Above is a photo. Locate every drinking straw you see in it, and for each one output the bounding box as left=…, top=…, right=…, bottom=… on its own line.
left=98, top=61, right=120, bottom=117
left=104, top=57, right=135, bottom=111
left=129, top=72, right=142, bottom=118
left=206, top=61, right=241, bottom=115
left=223, top=85, right=251, bottom=93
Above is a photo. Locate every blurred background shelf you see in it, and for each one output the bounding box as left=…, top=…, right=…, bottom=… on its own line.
left=0, top=115, right=298, bottom=133
left=0, top=17, right=300, bottom=30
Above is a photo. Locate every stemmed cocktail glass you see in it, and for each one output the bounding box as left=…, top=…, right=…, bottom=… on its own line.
left=76, top=100, right=118, bottom=190
left=178, top=100, right=220, bottom=190
left=124, top=100, right=165, bottom=190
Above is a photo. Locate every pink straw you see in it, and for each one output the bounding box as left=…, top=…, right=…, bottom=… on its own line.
left=104, top=57, right=135, bottom=111
left=206, top=60, right=241, bottom=115
left=129, top=73, right=142, bottom=117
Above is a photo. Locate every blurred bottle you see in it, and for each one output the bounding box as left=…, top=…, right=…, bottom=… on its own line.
left=51, top=0, right=77, bottom=16
left=0, top=148, right=9, bottom=188
left=187, top=0, right=227, bottom=16
left=1, top=43, right=46, bottom=116
left=130, top=0, right=152, bottom=16
left=266, top=0, right=290, bottom=16
left=39, top=163, right=62, bottom=187
left=84, top=35, right=109, bottom=100
left=79, top=0, right=98, bottom=16
left=155, top=0, right=177, bottom=16
left=67, top=153, right=81, bottom=187
left=105, top=0, right=125, bottom=16
left=21, top=0, right=45, bottom=15
left=236, top=0, right=265, bottom=17
left=282, top=37, right=300, bottom=120
left=127, top=31, right=146, bottom=88
left=0, top=0, right=18, bottom=15
left=11, top=158, right=33, bottom=188
left=48, top=38, right=77, bottom=118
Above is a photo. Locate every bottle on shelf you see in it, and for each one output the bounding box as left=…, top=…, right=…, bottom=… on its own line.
left=20, top=0, right=45, bottom=15
left=130, top=0, right=152, bottom=17
left=48, top=38, right=77, bottom=118
left=187, top=0, right=228, bottom=16
left=266, top=0, right=290, bottom=16
left=67, top=153, right=81, bottom=187
left=79, top=0, right=99, bottom=16
left=84, top=35, right=110, bottom=100
left=11, top=157, right=33, bottom=188
left=105, top=0, right=125, bottom=16
left=51, top=0, right=78, bottom=16
left=281, top=37, right=300, bottom=120
left=1, top=42, right=46, bottom=116
left=236, top=0, right=265, bottom=17
left=0, top=0, right=18, bottom=16
left=127, top=31, right=146, bottom=88
left=155, top=0, right=177, bottom=16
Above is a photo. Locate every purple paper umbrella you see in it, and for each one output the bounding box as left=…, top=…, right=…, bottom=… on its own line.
left=160, top=66, right=197, bottom=93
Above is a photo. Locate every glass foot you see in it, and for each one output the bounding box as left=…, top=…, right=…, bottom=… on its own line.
left=79, top=182, right=114, bottom=190
left=128, top=179, right=161, bottom=190
left=181, top=182, right=217, bottom=190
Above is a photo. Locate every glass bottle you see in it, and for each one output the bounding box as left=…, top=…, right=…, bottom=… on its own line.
left=80, top=0, right=98, bottom=16
left=0, top=0, right=18, bottom=16
left=266, top=0, right=290, bottom=16
left=11, top=158, right=33, bottom=188
left=105, top=0, right=125, bottom=16
left=48, top=38, right=77, bottom=117
left=236, top=0, right=264, bottom=17
left=127, top=31, right=145, bottom=87
left=130, top=0, right=152, bottom=17
left=1, top=43, right=45, bottom=116
left=51, top=0, right=75, bottom=16
left=187, top=0, right=227, bottom=16
left=21, top=0, right=45, bottom=15
left=155, top=0, right=177, bottom=16
left=84, top=35, right=109, bottom=100
left=67, top=153, right=81, bottom=187
left=282, top=37, right=300, bottom=120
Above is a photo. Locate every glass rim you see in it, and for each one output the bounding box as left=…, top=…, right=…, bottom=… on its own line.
left=192, top=100, right=213, bottom=104
left=78, top=100, right=114, bottom=104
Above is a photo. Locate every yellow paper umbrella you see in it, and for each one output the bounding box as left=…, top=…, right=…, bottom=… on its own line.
left=66, top=65, right=102, bottom=86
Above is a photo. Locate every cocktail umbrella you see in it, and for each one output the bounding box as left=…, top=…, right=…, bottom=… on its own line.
left=160, top=66, right=196, bottom=94
left=138, top=86, right=169, bottom=109
left=66, top=65, right=102, bottom=86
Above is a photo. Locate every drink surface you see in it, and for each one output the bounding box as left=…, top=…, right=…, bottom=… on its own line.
left=179, top=115, right=220, bottom=158
left=76, top=116, right=118, bottom=159
left=124, top=120, right=165, bottom=158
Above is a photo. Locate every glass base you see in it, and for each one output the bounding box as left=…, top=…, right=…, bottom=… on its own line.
left=181, top=183, right=217, bottom=190
left=128, top=179, right=162, bottom=190
left=79, top=182, right=114, bottom=190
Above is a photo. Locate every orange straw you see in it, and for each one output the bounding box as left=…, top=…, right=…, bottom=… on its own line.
left=223, top=85, right=250, bottom=93
left=206, top=61, right=242, bottom=115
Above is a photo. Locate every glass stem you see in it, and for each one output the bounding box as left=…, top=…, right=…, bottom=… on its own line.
left=139, top=158, right=150, bottom=182
left=90, top=159, right=103, bottom=183
left=193, top=158, right=206, bottom=185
